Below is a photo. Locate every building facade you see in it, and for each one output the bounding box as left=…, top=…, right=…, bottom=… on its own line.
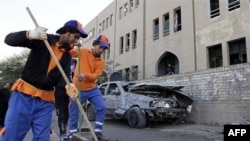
left=83, top=0, right=250, bottom=81
left=81, top=0, right=250, bottom=126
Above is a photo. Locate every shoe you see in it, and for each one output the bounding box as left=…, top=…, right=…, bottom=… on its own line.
left=64, top=132, right=77, bottom=140
left=93, top=132, right=109, bottom=141
left=60, top=137, right=70, bottom=141
left=60, top=134, right=70, bottom=141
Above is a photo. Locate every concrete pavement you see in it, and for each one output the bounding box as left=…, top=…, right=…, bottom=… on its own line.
left=23, top=110, right=224, bottom=141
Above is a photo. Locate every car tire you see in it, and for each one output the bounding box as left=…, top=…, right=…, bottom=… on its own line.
left=127, top=107, right=146, bottom=128
left=87, top=104, right=95, bottom=121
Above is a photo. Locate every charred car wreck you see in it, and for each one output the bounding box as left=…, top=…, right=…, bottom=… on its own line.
left=85, top=81, right=193, bottom=128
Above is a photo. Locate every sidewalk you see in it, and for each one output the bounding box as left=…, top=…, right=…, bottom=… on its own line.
left=24, top=110, right=224, bottom=141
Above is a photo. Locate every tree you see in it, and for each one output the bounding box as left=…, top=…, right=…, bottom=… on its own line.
left=0, top=51, right=29, bottom=86
left=96, top=71, right=108, bottom=85
left=104, top=60, right=113, bottom=77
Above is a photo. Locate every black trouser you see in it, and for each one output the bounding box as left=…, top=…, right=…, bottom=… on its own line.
left=55, top=87, right=69, bottom=136
left=0, top=103, right=8, bottom=127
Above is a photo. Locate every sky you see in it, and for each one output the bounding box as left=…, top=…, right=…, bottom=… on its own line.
left=0, top=0, right=113, bottom=61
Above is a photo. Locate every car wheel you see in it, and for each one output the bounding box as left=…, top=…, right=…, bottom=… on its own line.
left=87, top=104, right=95, bottom=121
left=127, top=107, right=146, bottom=128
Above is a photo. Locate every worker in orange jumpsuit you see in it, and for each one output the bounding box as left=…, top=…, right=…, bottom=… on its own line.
left=68, top=35, right=110, bottom=141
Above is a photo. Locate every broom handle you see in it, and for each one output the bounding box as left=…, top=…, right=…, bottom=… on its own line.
left=26, top=7, right=98, bottom=141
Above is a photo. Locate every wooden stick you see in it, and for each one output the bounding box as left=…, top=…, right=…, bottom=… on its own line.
left=26, top=7, right=98, bottom=141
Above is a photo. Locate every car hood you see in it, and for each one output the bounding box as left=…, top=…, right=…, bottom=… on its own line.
left=129, top=82, right=193, bottom=107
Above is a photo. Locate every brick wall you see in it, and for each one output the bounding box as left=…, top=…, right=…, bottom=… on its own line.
left=139, top=63, right=250, bottom=125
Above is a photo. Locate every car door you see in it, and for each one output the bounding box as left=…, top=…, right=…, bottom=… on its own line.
left=104, top=82, right=121, bottom=118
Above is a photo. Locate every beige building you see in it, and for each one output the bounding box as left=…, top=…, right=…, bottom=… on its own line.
left=83, top=0, right=250, bottom=81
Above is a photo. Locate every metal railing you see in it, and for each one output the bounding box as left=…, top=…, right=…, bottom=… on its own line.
left=163, top=29, right=170, bottom=36
left=210, top=8, right=220, bottom=18
left=153, top=33, right=159, bottom=40
left=228, top=0, right=240, bottom=11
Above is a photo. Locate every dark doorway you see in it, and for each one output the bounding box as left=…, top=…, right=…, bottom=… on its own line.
left=157, top=52, right=179, bottom=76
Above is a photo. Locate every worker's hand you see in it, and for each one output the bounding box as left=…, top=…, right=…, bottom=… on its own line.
left=69, top=42, right=81, bottom=50
left=77, top=73, right=85, bottom=82
left=65, top=83, right=78, bottom=100
left=27, top=27, right=47, bottom=40
left=73, top=40, right=82, bottom=48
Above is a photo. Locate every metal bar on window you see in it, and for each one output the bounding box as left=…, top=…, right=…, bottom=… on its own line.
left=210, top=8, right=220, bottom=18
left=228, top=0, right=240, bottom=11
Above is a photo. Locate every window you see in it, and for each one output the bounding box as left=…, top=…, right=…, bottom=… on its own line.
left=110, top=14, right=113, bottom=26
left=99, top=84, right=107, bottom=95
left=106, top=17, right=109, bottom=29
left=132, top=29, right=137, bottom=49
left=119, top=36, right=124, bottom=54
left=129, top=0, right=134, bottom=12
left=208, top=44, right=223, bottom=68
left=107, top=83, right=119, bottom=95
left=135, top=0, right=139, bottom=8
left=98, top=23, right=102, bottom=33
left=126, top=33, right=130, bottom=51
left=119, top=7, right=123, bottom=19
left=102, top=20, right=105, bottom=31
left=117, top=70, right=123, bottom=76
left=228, top=0, right=240, bottom=11
left=174, top=8, right=182, bottom=32
left=103, top=50, right=106, bottom=59
left=106, top=48, right=110, bottom=60
left=92, top=28, right=95, bottom=38
left=153, top=18, right=159, bottom=40
left=124, top=68, right=130, bottom=81
left=210, top=0, right=220, bottom=18
left=163, top=13, right=169, bottom=36
left=131, top=65, right=138, bottom=80
left=228, top=38, right=247, bottom=65
left=124, top=3, right=128, bottom=16
left=88, top=31, right=92, bottom=40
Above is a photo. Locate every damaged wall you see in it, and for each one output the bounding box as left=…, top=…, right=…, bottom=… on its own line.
left=140, top=63, right=250, bottom=126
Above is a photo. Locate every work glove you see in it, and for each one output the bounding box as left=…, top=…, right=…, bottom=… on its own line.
left=65, top=83, right=78, bottom=100
left=27, top=27, right=47, bottom=40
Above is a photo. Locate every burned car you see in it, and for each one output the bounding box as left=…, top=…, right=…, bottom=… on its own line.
left=84, top=81, right=193, bottom=128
